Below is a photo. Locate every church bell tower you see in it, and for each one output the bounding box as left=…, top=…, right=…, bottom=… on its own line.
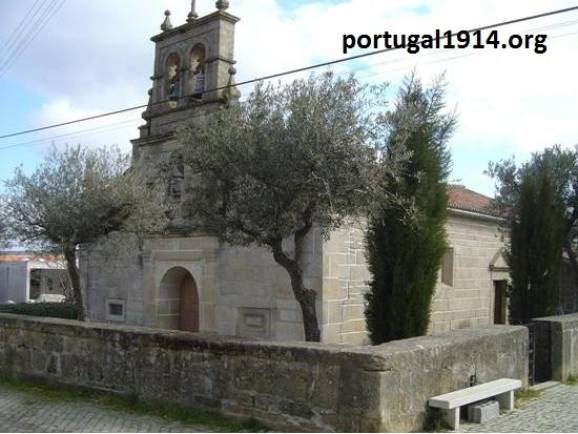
left=134, top=0, right=240, bottom=146
left=131, top=1, right=241, bottom=231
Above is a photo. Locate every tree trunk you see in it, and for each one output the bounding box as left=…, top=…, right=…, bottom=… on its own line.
left=270, top=237, right=320, bottom=342
left=63, top=246, right=86, bottom=321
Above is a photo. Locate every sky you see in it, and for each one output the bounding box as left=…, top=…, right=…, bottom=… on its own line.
left=0, top=0, right=577, bottom=196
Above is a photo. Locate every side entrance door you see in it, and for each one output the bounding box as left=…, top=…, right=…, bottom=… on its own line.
left=493, top=280, right=508, bottom=324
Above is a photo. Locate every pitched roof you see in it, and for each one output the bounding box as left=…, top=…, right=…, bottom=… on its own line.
left=447, top=184, right=497, bottom=217
left=0, top=251, right=61, bottom=263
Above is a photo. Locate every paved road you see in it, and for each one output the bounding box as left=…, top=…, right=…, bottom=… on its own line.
left=0, top=385, right=215, bottom=433
left=2, top=382, right=577, bottom=432
left=461, top=383, right=578, bottom=433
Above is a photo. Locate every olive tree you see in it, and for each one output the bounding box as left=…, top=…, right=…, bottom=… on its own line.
left=2, top=145, right=167, bottom=320
left=177, top=72, right=393, bottom=342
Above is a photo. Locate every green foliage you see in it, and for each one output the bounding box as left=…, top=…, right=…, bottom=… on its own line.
left=0, top=302, right=77, bottom=319
left=365, top=74, right=455, bottom=344
left=178, top=72, right=385, bottom=246
left=177, top=72, right=399, bottom=341
left=488, top=145, right=578, bottom=323
left=1, top=145, right=168, bottom=320
left=508, top=171, right=566, bottom=323
left=423, top=407, right=451, bottom=432
left=2, top=145, right=167, bottom=248
left=564, top=374, right=578, bottom=385
left=515, top=388, right=542, bottom=407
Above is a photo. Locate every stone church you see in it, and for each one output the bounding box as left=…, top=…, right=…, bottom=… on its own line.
left=82, top=2, right=511, bottom=344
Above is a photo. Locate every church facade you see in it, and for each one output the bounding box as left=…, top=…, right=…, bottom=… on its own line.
left=81, top=3, right=510, bottom=344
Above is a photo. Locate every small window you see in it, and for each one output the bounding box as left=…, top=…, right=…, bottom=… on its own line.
left=109, top=303, right=123, bottom=316
left=441, top=247, right=454, bottom=287
left=106, top=298, right=126, bottom=322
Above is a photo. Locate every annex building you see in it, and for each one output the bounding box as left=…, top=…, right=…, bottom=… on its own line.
left=82, top=2, right=511, bottom=344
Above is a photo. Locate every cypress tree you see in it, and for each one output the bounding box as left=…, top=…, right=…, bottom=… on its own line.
left=508, top=169, right=565, bottom=323
left=365, top=75, right=455, bottom=344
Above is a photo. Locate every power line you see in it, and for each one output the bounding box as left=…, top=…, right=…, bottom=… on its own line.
left=2, top=22, right=578, bottom=153
left=1, top=4, right=578, bottom=141
left=0, top=118, right=141, bottom=151
left=0, top=0, right=45, bottom=63
left=0, top=0, right=47, bottom=64
left=0, top=0, right=66, bottom=78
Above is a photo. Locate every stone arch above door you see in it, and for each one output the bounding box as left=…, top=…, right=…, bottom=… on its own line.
left=489, top=248, right=510, bottom=281
left=157, top=266, right=199, bottom=332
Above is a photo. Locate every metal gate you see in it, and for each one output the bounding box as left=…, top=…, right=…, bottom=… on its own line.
left=527, top=322, right=537, bottom=385
left=526, top=321, right=551, bottom=385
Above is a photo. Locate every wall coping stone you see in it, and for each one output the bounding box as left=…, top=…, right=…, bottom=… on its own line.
left=534, top=313, right=578, bottom=326
left=0, top=313, right=526, bottom=370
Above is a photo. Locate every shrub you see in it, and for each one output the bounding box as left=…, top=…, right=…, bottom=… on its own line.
left=0, top=302, right=77, bottom=319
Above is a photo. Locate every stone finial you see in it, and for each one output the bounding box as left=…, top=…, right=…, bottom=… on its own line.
left=187, top=0, right=198, bottom=22
left=215, top=0, right=230, bottom=11
left=223, top=65, right=240, bottom=105
left=161, top=10, right=173, bottom=32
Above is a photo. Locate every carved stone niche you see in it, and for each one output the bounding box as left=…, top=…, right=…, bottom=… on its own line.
left=167, top=152, right=185, bottom=201
left=237, top=307, right=271, bottom=338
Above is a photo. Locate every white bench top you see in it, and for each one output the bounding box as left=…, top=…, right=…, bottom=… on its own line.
left=429, top=378, right=522, bottom=409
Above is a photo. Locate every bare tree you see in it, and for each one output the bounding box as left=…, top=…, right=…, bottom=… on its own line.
left=177, top=72, right=397, bottom=342
left=2, top=145, right=167, bottom=320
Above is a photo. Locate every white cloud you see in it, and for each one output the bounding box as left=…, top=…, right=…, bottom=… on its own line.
left=1, top=0, right=577, bottom=193
left=16, top=100, right=139, bottom=159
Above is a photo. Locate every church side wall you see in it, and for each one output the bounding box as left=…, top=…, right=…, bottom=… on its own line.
left=216, top=228, right=323, bottom=341
left=431, top=213, right=507, bottom=333
left=321, top=220, right=370, bottom=345
left=81, top=240, right=146, bottom=327
left=321, top=213, right=507, bottom=344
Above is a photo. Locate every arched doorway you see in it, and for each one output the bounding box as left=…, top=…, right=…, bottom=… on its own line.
left=158, top=267, right=199, bottom=332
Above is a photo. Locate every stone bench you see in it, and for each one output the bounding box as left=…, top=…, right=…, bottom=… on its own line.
left=428, top=378, right=522, bottom=430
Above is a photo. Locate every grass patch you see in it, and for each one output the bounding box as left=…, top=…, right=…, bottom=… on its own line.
left=0, top=376, right=269, bottom=432
left=564, top=375, right=578, bottom=386
left=423, top=407, right=451, bottom=432
left=515, top=388, right=542, bottom=407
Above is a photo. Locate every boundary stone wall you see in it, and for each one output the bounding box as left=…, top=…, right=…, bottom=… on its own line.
left=0, top=314, right=527, bottom=432
left=533, top=313, right=578, bottom=382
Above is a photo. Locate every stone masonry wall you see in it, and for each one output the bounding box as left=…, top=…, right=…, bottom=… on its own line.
left=533, top=313, right=578, bottom=382
left=322, top=220, right=369, bottom=345
left=322, top=212, right=508, bottom=344
left=430, top=212, right=508, bottom=334
left=0, top=314, right=528, bottom=432
left=216, top=228, right=322, bottom=342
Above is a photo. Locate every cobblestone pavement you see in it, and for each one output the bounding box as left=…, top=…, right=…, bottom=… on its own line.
left=461, top=383, right=578, bottom=433
left=0, top=385, right=216, bottom=433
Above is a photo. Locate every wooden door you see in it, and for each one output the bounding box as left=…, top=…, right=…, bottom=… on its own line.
left=494, top=280, right=507, bottom=324
left=179, top=273, right=199, bottom=332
